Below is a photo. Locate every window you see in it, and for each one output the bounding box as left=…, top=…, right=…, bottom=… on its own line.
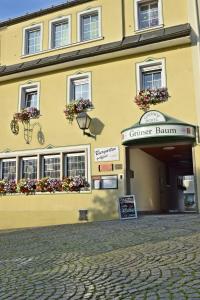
left=23, top=24, right=42, bottom=55
left=19, top=83, right=40, bottom=111
left=50, top=16, right=71, bottom=49
left=21, top=157, right=37, bottom=180
left=68, top=73, right=91, bottom=103
left=64, top=153, right=86, bottom=177
left=43, top=155, right=60, bottom=179
left=0, top=145, right=90, bottom=188
left=136, top=59, right=166, bottom=91
left=135, top=0, right=163, bottom=31
left=78, top=8, right=101, bottom=42
left=1, top=159, right=16, bottom=180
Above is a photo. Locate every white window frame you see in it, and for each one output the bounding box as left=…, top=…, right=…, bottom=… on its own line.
left=1, top=158, right=17, bottom=180
left=42, top=154, right=61, bottom=179
left=20, top=157, right=37, bottom=180
left=136, top=59, right=166, bottom=92
left=134, top=0, right=163, bottom=32
left=67, top=72, right=92, bottom=104
left=64, top=152, right=86, bottom=177
left=77, top=7, right=102, bottom=42
left=49, top=15, right=71, bottom=49
left=22, top=23, right=43, bottom=56
left=18, top=82, right=40, bottom=111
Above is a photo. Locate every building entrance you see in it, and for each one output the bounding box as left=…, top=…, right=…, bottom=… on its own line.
left=129, top=143, right=196, bottom=213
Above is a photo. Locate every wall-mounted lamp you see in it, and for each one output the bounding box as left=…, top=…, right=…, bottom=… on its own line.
left=76, top=112, right=95, bottom=138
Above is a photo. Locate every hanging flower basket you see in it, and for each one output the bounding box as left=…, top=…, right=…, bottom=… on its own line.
left=64, top=99, right=93, bottom=123
left=13, top=107, right=40, bottom=123
left=134, top=88, right=169, bottom=111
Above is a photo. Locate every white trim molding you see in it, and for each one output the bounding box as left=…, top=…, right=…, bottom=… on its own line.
left=134, top=0, right=163, bottom=32
left=77, top=7, right=102, bottom=43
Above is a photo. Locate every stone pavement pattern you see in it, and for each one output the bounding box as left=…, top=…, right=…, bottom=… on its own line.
left=0, top=215, right=200, bottom=299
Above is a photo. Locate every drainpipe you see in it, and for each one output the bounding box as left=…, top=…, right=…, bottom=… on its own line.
left=121, top=0, right=125, bottom=38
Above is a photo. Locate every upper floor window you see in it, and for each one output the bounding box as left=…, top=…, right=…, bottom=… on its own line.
left=136, top=59, right=166, bottom=91
left=19, top=83, right=40, bottom=111
left=78, top=8, right=101, bottom=42
left=68, top=73, right=91, bottom=103
left=49, top=16, right=71, bottom=49
left=135, top=0, right=163, bottom=31
left=23, top=24, right=42, bottom=55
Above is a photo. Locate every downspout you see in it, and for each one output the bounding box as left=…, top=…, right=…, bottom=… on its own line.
left=121, top=0, right=125, bottom=38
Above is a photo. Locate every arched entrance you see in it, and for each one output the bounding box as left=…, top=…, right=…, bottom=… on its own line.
left=122, top=111, right=197, bottom=213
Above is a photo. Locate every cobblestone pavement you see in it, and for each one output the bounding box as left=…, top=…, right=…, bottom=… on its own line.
left=0, top=215, right=200, bottom=299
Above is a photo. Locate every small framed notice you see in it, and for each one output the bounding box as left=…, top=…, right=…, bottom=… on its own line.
left=118, top=195, right=137, bottom=219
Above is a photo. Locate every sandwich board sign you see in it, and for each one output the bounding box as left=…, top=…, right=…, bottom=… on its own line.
left=118, top=195, right=137, bottom=219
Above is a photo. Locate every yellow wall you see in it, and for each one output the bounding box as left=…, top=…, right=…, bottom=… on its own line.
left=0, top=0, right=199, bottom=229
left=129, top=148, right=165, bottom=211
left=0, top=0, right=189, bottom=66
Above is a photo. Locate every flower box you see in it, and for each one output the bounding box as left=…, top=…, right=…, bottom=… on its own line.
left=14, top=107, right=40, bottom=123
left=135, top=88, right=169, bottom=111
left=64, top=99, right=93, bottom=123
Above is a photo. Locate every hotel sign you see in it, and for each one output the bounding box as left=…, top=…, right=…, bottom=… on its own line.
left=122, top=124, right=195, bottom=143
left=140, top=110, right=166, bottom=124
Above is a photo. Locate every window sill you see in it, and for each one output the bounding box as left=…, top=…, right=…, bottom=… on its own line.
left=0, top=190, right=92, bottom=196
left=21, top=36, right=104, bottom=60
left=135, top=24, right=164, bottom=34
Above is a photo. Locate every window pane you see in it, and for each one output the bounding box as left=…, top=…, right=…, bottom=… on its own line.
left=43, top=157, right=60, bottom=179
left=2, top=161, right=16, bottom=180
left=71, top=77, right=89, bottom=101
left=53, top=21, right=69, bottom=48
left=25, top=91, right=38, bottom=108
left=142, top=70, right=161, bottom=89
left=22, top=159, right=37, bottom=179
left=26, top=28, right=41, bottom=54
left=81, top=12, right=99, bottom=41
left=138, top=2, right=158, bottom=29
left=64, top=154, right=85, bottom=177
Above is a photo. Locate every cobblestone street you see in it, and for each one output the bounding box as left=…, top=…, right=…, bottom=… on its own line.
left=0, top=214, right=200, bottom=299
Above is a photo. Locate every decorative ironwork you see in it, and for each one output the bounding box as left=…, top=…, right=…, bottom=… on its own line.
left=10, top=119, right=19, bottom=135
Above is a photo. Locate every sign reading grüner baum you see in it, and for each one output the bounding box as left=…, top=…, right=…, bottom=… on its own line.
left=94, top=146, right=119, bottom=162
left=122, top=111, right=195, bottom=144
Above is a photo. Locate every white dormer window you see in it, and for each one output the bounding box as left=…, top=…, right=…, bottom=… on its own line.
left=78, top=8, right=101, bottom=42
left=135, top=0, right=163, bottom=31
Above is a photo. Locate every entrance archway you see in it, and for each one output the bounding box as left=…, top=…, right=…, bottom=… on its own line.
left=122, top=111, right=197, bottom=213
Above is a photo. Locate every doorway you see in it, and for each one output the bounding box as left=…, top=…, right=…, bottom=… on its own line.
left=127, top=142, right=197, bottom=213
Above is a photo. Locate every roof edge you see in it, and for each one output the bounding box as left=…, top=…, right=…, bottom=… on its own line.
left=0, top=0, right=94, bottom=28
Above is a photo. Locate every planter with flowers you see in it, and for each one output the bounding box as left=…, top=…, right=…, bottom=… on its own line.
left=13, top=107, right=40, bottom=123
left=0, top=177, right=89, bottom=195
left=17, top=179, right=37, bottom=195
left=36, top=178, right=63, bottom=193
left=62, top=176, right=90, bottom=192
left=135, top=88, right=169, bottom=111
left=64, top=99, right=93, bottom=123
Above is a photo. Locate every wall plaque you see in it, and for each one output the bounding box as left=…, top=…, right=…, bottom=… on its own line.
left=94, top=147, right=119, bottom=162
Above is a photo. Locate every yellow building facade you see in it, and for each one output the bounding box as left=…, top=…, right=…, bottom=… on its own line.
left=0, top=0, right=199, bottom=229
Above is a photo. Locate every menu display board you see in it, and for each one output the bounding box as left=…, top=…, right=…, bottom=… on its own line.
left=118, top=195, right=137, bottom=219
